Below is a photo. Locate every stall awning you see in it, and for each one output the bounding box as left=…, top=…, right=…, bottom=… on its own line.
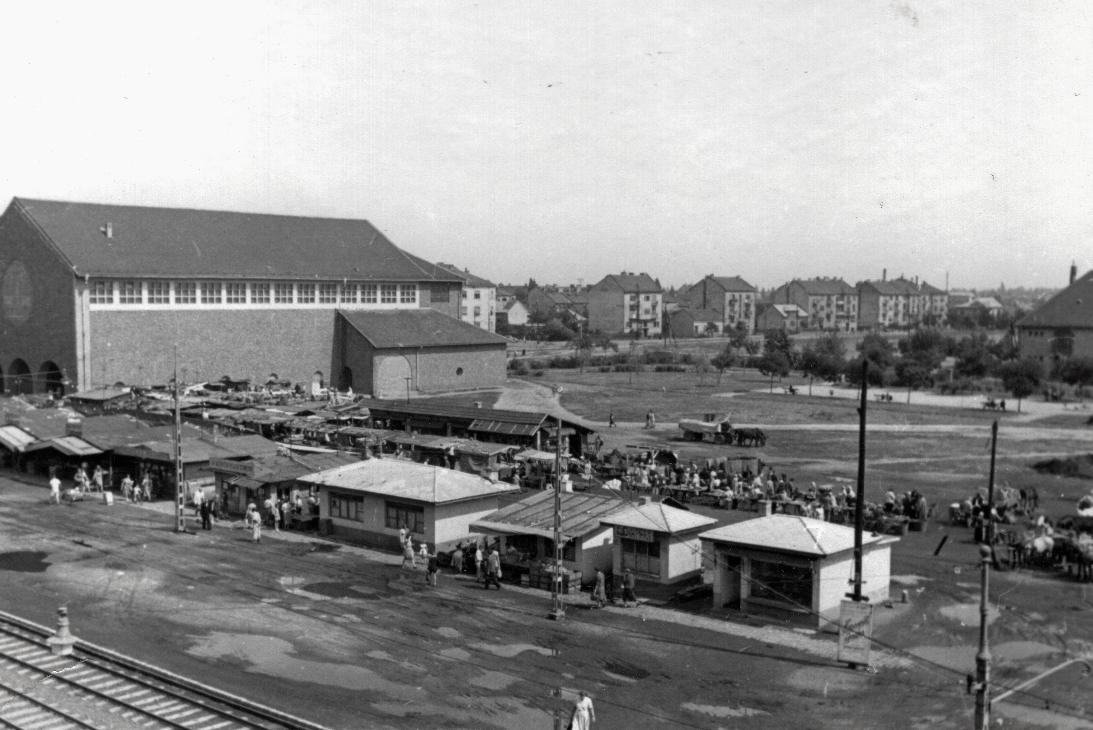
left=229, top=476, right=265, bottom=491
left=24, top=436, right=103, bottom=457
left=468, top=420, right=539, bottom=437
left=0, top=425, right=37, bottom=452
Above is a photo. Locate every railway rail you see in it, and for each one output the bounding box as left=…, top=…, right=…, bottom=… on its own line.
left=0, top=609, right=332, bottom=730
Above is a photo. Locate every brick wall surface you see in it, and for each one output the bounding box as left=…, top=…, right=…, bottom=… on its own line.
left=0, top=206, right=79, bottom=394
left=89, top=309, right=340, bottom=387
left=373, top=344, right=505, bottom=398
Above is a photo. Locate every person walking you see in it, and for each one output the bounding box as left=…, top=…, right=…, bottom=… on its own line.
left=49, top=474, right=61, bottom=505
left=451, top=544, right=464, bottom=575
left=245, top=503, right=262, bottom=543
left=419, top=540, right=429, bottom=564
left=280, top=498, right=292, bottom=531
left=426, top=549, right=439, bottom=586
left=92, top=465, right=104, bottom=493
left=608, top=411, right=616, bottom=428
left=484, top=548, right=502, bottom=590
left=121, top=474, right=134, bottom=503
left=140, top=474, right=153, bottom=502
left=402, top=539, right=417, bottom=569
left=475, top=543, right=485, bottom=582
left=621, top=568, right=637, bottom=608
left=192, top=485, right=204, bottom=517
left=569, top=690, right=596, bottom=730
left=199, top=499, right=212, bottom=531
left=593, top=569, right=608, bottom=608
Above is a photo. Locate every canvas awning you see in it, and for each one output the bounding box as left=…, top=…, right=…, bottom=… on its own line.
left=468, top=419, right=540, bottom=437
left=0, top=425, right=37, bottom=452
left=24, top=436, right=103, bottom=457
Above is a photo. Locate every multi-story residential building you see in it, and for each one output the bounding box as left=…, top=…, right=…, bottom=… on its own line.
left=770, top=278, right=858, bottom=331
left=587, top=273, right=663, bottom=337
left=918, top=281, right=948, bottom=325
left=0, top=198, right=507, bottom=398
left=681, top=275, right=758, bottom=334
left=433, top=262, right=497, bottom=332
left=857, top=274, right=950, bottom=330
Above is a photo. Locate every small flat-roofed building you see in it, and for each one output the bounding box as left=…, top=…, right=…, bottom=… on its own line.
left=700, top=515, right=895, bottom=629
left=470, top=491, right=630, bottom=581
left=756, top=303, right=804, bottom=332
left=67, top=387, right=134, bottom=414
left=599, top=499, right=718, bottom=585
left=299, top=458, right=519, bottom=550
left=668, top=308, right=724, bottom=338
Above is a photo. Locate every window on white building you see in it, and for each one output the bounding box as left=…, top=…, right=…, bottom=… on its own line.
left=474, top=291, right=481, bottom=300
left=225, top=283, right=246, bottom=304
left=298, top=283, right=316, bottom=304
left=363, top=284, right=378, bottom=303
left=381, top=284, right=398, bottom=304
left=400, top=285, right=417, bottom=304
left=148, top=281, right=169, bottom=304
left=200, top=282, right=222, bottom=304
left=341, top=284, right=358, bottom=303
left=120, top=281, right=142, bottom=304
left=175, top=282, right=196, bottom=304
left=252, top=283, right=270, bottom=304
left=274, top=283, right=294, bottom=304
left=319, top=284, right=338, bottom=303
left=90, top=280, right=114, bottom=305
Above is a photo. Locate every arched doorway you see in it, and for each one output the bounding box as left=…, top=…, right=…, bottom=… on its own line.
left=340, top=366, right=353, bottom=391
left=8, top=359, right=31, bottom=394
left=38, top=361, right=65, bottom=396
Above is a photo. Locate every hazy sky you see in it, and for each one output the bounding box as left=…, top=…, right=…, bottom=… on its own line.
left=2, top=2, right=1090, bottom=290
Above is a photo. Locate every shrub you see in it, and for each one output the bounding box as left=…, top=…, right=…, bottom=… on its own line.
left=654, top=365, right=688, bottom=372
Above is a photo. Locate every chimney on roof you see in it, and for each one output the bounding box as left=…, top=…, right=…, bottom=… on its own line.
left=101, top=222, right=113, bottom=239
left=882, top=269, right=886, bottom=281
left=1071, top=261, right=1078, bottom=285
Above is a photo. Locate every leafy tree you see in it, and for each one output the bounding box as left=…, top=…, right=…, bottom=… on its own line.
left=898, top=328, right=949, bottom=369
left=758, top=351, right=791, bottom=393
left=591, top=332, right=618, bottom=355
left=728, top=323, right=751, bottom=351
left=857, top=333, right=895, bottom=371
left=997, top=358, right=1042, bottom=412
left=711, top=347, right=736, bottom=386
left=695, top=355, right=711, bottom=386
left=542, top=319, right=576, bottom=342
left=799, top=333, right=845, bottom=385
left=1057, top=356, right=1093, bottom=400
left=894, top=359, right=933, bottom=400
left=763, top=329, right=796, bottom=366
left=954, top=333, right=994, bottom=378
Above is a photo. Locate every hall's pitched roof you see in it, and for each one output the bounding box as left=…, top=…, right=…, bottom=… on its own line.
left=299, top=458, right=518, bottom=504
left=338, top=309, right=507, bottom=349
left=6, top=197, right=462, bottom=282
left=591, top=273, right=663, bottom=293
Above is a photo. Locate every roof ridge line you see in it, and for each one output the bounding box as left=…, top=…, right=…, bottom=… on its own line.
left=10, top=198, right=78, bottom=274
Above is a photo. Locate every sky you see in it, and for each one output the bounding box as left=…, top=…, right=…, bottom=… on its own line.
left=2, top=2, right=1091, bottom=291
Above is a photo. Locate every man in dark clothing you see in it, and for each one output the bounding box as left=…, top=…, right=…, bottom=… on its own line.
left=484, top=549, right=502, bottom=590
left=199, top=500, right=213, bottom=530
left=622, top=568, right=637, bottom=607
left=426, top=551, right=439, bottom=586
left=451, top=545, right=464, bottom=574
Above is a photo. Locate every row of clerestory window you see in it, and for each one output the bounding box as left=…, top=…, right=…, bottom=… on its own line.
left=88, top=280, right=418, bottom=306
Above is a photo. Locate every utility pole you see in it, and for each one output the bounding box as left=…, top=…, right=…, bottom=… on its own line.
left=973, top=421, right=998, bottom=730
left=174, top=346, right=186, bottom=533
left=852, top=359, right=868, bottom=601
left=548, top=417, right=565, bottom=621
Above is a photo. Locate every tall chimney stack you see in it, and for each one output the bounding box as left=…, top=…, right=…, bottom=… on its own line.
left=1070, top=261, right=1078, bottom=286
left=882, top=268, right=887, bottom=282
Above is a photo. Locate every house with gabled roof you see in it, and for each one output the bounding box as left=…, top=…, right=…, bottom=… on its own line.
left=1018, top=266, right=1093, bottom=363
left=0, top=197, right=486, bottom=397
left=770, top=278, right=859, bottom=331
left=587, top=273, right=663, bottom=337
left=680, top=275, right=758, bottom=334
left=599, top=498, right=717, bottom=584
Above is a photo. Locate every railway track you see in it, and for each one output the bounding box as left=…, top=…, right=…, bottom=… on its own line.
left=0, top=611, right=332, bottom=730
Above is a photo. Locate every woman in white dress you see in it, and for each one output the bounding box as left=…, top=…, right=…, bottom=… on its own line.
left=570, top=691, right=595, bottom=730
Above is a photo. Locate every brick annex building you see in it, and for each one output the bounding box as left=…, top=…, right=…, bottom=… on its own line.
left=0, top=198, right=507, bottom=398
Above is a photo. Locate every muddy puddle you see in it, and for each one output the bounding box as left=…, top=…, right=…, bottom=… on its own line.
left=469, top=642, right=553, bottom=658
left=187, top=631, right=419, bottom=698
left=300, top=582, right=376, bottom=599
left=602, top=660, right=650, bottom=680
left=909, top=640, right=1059, bottom=672
left=0, top=551, right=50, bottom=572
left=682, top=702, right=770, bottom=718
left=938, top=602, right=1000, bottom=625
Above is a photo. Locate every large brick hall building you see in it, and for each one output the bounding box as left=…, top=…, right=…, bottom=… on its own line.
left=0, top=198, right=507, bottom=398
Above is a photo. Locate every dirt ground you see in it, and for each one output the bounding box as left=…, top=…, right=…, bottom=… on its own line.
left=2, top=373, right=1092, bottom=729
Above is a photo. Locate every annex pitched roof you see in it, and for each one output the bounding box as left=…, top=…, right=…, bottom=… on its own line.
left=600, top=501, right=717, bottom=534
left=699, top=515, right=891, bottom=558
left=471, top=490, right=630, bottom=541
left=298, top=458, right=518, bottom=504
left=792, top=278, right=857, bottom=296
left=338, top=309, right=507, bottom=349
left=7, top=198, right=463, bottom=282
